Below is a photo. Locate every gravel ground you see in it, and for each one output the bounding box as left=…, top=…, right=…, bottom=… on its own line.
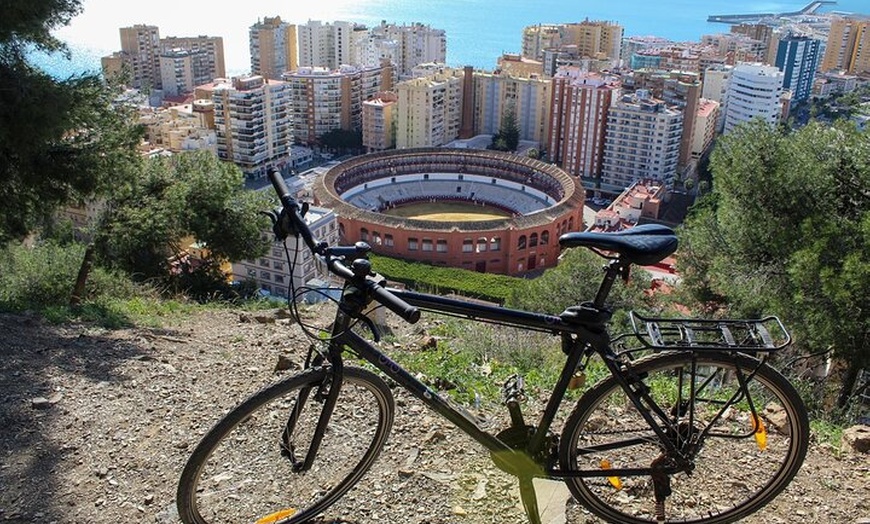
left=1, top=309, right=868, bottom=524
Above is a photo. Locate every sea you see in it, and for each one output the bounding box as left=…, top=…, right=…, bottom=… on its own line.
left=31, top=0, right=869, bottom=79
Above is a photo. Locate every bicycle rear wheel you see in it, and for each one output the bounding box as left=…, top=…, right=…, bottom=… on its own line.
left=559, top=351, right=808, bottom=524
left=177, top=366, right=394, bottom=524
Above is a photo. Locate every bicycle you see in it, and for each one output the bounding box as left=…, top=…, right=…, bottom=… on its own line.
left=176, top=169, right=809, bottom=524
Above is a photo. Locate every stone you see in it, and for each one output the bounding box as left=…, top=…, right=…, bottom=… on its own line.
left=763, top=402, right=791, bottom=436
left=841, top=425, right=870, bottom=453
left=274, top=354, right=296, bottom=372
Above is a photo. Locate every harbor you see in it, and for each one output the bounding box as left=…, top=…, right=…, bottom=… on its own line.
left=708, top=1, right=836, bottom=24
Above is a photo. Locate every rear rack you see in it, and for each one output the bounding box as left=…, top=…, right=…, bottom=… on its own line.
left=626, top=312, right=791, bottom=352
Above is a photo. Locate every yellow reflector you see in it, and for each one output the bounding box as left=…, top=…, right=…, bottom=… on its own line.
left=255, top=508, right=297, bottom=524
left=752, top=414, right=768, bottom=451
left=599, top=459, right=623, bottom=490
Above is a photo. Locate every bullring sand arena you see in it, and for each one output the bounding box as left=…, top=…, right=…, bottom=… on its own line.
left=314, top=148, right=585, bottom=276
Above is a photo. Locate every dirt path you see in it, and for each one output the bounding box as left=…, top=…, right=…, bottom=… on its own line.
left=1, top=310, right=868, bottom=523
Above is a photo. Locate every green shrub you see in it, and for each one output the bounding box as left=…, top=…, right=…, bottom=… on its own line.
left=369, top=254, right=523, bottom=303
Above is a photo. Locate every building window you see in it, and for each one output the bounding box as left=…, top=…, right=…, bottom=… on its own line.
left=422, top=238, right=433, bottom=252
left=529, top=233, right=538, bottom=248
left=385, top=234, right=394, bottom=247
left=247, top=268, right=257, bottom=277
left=518, top=235, right=527, bottom=250
left=272, top=248, right=283, bottom=257
left=436, top=239, right=448, bottom=252
left=373, top=231, right=382, bottom=245
left=274, top=274, right=285, bottom=283
left=261, top=271, right=271, bottom=280
left=490, top=237, right=501, bottom=251
left=476, top=237, right=487, bottom=253
left=462, top=239, right=473, bottom=252
left=260, top=258, right=270, bottom=267
left=541, top=231, right=550, bottom=245
left=360, top=228, right=369, bottom=241
left=408, top=237, right=418, bottom=250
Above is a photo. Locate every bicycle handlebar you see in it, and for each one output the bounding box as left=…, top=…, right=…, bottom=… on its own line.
left=267, top=169, right=420, bottom=324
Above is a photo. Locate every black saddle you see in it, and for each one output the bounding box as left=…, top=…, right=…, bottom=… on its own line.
left=558, top=224, right=678, bottom=266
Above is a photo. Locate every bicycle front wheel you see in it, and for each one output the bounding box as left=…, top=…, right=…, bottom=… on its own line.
left=177, top=366, right=394, bottom=524
left=559, top=351, right=808, bottom=524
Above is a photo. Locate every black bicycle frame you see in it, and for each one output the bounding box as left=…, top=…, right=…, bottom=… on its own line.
left=296, top=287, right=691, bottom=480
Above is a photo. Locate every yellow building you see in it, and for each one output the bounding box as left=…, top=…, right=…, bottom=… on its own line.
left=395, top=67, right=465, bottom=148
left=249, top=16, right=298, bottom=80
left=822, top=17, right=870, bottom=74
left=362, top=92, right=399, bottom=152
left=472, top=70, right=551, bottom=145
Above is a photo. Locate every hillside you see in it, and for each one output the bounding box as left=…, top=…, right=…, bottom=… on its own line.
left=1, top=309, right=868, bottom=523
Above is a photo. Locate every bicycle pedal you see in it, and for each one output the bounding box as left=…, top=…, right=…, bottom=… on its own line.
left=568, top=371, right=586, bottom=390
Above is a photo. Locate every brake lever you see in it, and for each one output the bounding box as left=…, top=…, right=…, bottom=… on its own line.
left=359, top=314, right=381, bottom=343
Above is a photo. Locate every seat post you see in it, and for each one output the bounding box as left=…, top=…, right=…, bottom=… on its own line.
left=593, top=259, right=627, bottom=309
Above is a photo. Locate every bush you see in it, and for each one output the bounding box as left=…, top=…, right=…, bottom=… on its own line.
left=369, top=254, right=523, bottom=303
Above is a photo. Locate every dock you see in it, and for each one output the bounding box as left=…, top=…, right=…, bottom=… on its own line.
left=708, top=1, right=836, bottom=24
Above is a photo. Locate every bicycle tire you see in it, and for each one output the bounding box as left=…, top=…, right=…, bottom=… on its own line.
left=559, top=351, right=808, bottom=524
left=177, top=366, right=394, bottom=524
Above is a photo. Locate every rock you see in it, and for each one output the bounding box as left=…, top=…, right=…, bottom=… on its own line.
left=31, top=397, right=52, bottom=410
left=274, top=354, right=296, bottom=372
left=841, top=425, right=870, bottom=453
left=274, top=308, right=294, bottom=320
left=253, top=315, right=275, bottom=324
left=418, top=335, right=438, bottom=350
left=763, top=402, right=791, bottom=436
left=452, top=505, right=467, bottom=516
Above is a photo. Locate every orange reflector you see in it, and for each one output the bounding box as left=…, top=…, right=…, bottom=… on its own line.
left=599, top=459, right=623, bottom=490
left=752, top=414, right=768, bottom=451
left=255, top=508, right=297, bottom=524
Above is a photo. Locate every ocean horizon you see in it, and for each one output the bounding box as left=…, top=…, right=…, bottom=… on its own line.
left=33, top=0, right=868, bottom=79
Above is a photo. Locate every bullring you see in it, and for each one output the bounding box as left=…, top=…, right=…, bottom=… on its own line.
left=313, top=148, right=585, bottom=275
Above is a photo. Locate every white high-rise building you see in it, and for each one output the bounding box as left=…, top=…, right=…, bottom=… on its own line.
left=201, top=75, right=293, bottom=178
left=362, top=22, right=446, bottom=79
left=297, top=20, right=365, bottom=70
left=601, top=91, right=683, bottom=190
left=723, top=63, right=784, bottom=134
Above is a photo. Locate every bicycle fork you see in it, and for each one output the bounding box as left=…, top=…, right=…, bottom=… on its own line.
left=280, top=357, right=345, bottom=472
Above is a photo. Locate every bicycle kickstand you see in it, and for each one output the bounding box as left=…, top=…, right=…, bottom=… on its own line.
left=518, top=476, right=543, bottom=524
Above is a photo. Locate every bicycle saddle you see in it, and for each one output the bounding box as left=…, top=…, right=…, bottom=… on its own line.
left=558, top=224, right=678, bottom=265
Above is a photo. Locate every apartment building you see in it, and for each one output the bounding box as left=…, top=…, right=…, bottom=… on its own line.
left=198, top=75, right=292, bottom=178
left=601, top=91, right=683, bottom=189
left=722, top=63, right=784, bottom=134
left=688, top=99, right=720, bottom=163
left=496, top=54, right=545, bottom=78
left=102, top=27, right=225, bottom=95
left=701, top=64, right=733, bottom=133
left=547, top=69, right=620, bottom=179
left=358, top=22, right=447, bottom=79
left=362, top=92, right=399, bottom=152
left=521, top=24, right=562, bottom=61
left=395, top=67, right=465, bottom=148
left=297, top=20, right=365, bottom=70
left=160, top=48, right=215, bottom=97
left=249, top=16, right=298, bottom=80
left=730, top=23, right=780, bottom=64
left=102, top=25, right=161, bottom=89
left=775, top=35, right=822, bottom=106
left=560, top=20, right=623, bottom=62
left=472, top=70, right=552, bottom=145
left=233, top=204, right=339, bottom=298
left=821, top=17, right=870, bottom=74
left=283, top=62, right=395, bottom=145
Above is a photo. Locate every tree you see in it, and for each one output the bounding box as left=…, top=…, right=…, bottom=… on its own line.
left=679, top=119, right=869, bottom=408
left=507, top=247, right=654, bottom=333
left=490, top=104, right=520, bottom=152
left=0, top=0, right=143, bottom=241
left=94, top=151, right=271, bottom=284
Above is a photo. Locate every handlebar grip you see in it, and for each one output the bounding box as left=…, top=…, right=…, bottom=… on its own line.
left=268, top=168, right=295, bottom=210
left=367, top=280, right=421, bottom=324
